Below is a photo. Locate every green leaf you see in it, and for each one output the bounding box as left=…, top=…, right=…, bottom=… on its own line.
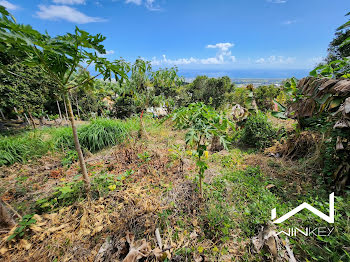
left=337, top=20, right=350, bottom=30
left=339, top=36, right=350, bottom=48
left=7, top=234, right=16, bottom=241
left=271, top=111, right=287, bottom=119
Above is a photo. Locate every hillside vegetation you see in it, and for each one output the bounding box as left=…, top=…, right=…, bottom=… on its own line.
left=0, top=6, right=349, bottom=262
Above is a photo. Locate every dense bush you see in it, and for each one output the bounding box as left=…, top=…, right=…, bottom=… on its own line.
left=230, top=87, right=250, bottom=108
left=111, top=94, right=140, bottom=119
left=185, top=76, right=234, bottom=108
left=241, top=112, right=277, bottom=149
left=53, top=127, right=75, bottom=151
left=253, top=85, right=281, bottom=111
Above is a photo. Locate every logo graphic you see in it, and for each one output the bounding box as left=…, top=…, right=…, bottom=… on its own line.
left=271, top=192, right=335, bottom=224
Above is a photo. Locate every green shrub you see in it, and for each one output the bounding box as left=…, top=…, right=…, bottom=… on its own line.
left=7, top=214, right=37, bottom=241
left=241, top=112, right=277, bottom=149
left=111, top=94, right=140, bottom=119
left=253, top=85, right=281, bottom=112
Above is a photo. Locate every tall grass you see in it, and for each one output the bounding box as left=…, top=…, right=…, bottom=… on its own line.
left=52, top=127, right=75, bottom=151
left=0, top=117, right=145, bottom=166
left=79, top=119, right=129, bottom=152
left=54, top=118, right=132, bottom=153
left=0, top=133, right=51, bottom=166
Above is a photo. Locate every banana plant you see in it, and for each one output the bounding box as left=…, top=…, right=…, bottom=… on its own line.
left=310, top=58, right=350, bottom=79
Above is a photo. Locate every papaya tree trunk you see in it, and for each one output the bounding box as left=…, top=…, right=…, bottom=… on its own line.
left=64, top=92, right=91, bottom=191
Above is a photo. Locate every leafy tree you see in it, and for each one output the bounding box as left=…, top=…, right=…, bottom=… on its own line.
left=186, top=76, right=234, bottom=108
left=128, top=59, right=153, bottom=137
left=0, top=54, right=57, bottom=122
left=152, top=66, right=183, bottom=98
left=169, top=102, right=232, bottom=195
left=253, top=85, right=281, bottom=111
left=0, top=7, right=129, bottom=190
left=230, top=86, right=250, bottom=107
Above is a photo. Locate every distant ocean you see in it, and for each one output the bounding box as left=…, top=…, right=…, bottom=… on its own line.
left=178, top=69, right=310, bottom=81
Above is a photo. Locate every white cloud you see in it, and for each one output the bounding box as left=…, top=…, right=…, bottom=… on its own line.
left=255, top=55, right=296, bottom=64
left=0, top=0, right=19, bottom=10
left=308, top=57, right=323, bottom=66
left=207, top=43, right=234, bottom=51
left=36, top=5, right=106, bottom=24
left=105, top=50, right=115, bottom=55
left=98, top=50, right=115, bottom=57
left=151, top=55, right=198, bottom=66
left=125, top=0, right=160, bottom=11
left=145, top=0, right=160, bottom=11
left=53, top=0, right=85, bottom=4
left=125, top=0, right=142, bottom=5
left=283, top=20, right=297, bottom=25
left=206, top=42, right=236, bottom=63
left=151, top=42, right=236, bottom=66
left=268, top=0, right=287, bottom=3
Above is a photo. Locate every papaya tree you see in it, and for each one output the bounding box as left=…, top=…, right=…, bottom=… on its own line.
left=168, top=102, right=233, bottom=196
left=129, top=59, right=152, bottom=137
left=0, top=7, right=130, bottom=191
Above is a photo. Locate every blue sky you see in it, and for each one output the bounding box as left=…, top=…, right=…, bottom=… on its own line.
left=1, top=0, right=349, bottom=72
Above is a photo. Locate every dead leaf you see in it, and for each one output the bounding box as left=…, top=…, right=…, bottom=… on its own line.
left=193, top=253, right=203, bottom=262
left=190, top=231, right=198, bottom=239
left=265, top=184, right=275, bottom=190
left=33, top=214, right=43, bottom=222
left=47, top=223, right=68, bottom=233
left=192, top=219, right=198, bottom=227
left=19, top=239, right=31, bottom=250
left=0, top=247, right=8, bottom=255
left=30, top=225, right=43, bottom=232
